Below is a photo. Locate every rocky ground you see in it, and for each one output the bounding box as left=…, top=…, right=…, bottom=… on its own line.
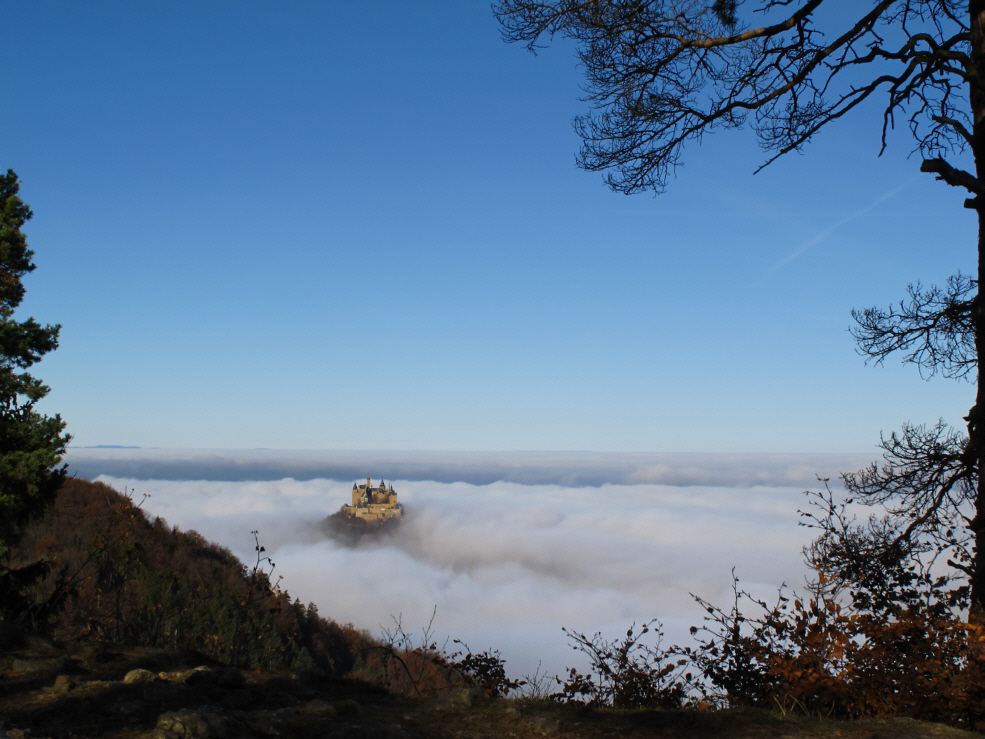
left=0, top=632, right=980, bottom=739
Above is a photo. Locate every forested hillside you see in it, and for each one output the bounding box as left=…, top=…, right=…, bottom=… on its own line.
left=8, top=477, right=367, bottom=674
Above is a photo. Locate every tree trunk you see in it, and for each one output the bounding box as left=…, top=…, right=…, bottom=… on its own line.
left=969, top=0, right=985, bottom=617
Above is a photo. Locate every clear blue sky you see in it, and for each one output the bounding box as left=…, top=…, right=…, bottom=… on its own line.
left=3, top=1, right=973, bottom=453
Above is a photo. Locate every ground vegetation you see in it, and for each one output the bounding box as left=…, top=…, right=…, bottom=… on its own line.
left=3, top=639, right=973, bottom=739
left=9, top=478, right=370, bottom=674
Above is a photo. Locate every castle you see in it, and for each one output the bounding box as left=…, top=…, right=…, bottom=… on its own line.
left=342, top=477, right=402, bottom=522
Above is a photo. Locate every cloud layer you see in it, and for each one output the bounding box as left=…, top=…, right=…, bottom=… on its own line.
left=68, top=448, right=874, bottom=488
left=93, top=467, right=840, bottom=681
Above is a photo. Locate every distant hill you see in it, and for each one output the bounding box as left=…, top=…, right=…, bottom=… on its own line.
left=322, top=507, right=402, bottom=546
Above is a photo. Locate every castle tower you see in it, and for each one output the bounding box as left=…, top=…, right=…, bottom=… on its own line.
left=342, top=476, right=402, bottom=522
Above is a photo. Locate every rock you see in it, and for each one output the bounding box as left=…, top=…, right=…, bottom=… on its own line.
left=9, top=658, right=42, bottom=672
left=154, top=709, right=228, bottom=739
left=51, top=674, right=78, bottom=695
left=124, top=668, right=158, bottom=684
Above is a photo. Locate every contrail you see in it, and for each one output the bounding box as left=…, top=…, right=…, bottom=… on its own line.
left=767, top=176, right=919, bottom=275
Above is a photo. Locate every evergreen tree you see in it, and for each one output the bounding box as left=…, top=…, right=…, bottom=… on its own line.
left=0, top=169, right=69, bottom=567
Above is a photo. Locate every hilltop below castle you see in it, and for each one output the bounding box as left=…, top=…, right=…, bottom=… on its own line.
left=323, top=477, right=404, bottom=545
left=343, top=477, right=402, bottom=522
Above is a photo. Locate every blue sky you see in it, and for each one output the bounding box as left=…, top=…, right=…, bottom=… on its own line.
left=3, top=1, right=973, bottom=453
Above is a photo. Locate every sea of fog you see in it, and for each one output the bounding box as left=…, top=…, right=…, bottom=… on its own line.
left=64, top=449, right=876, bottom=682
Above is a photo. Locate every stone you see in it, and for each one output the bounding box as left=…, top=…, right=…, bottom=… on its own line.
left=123, top=668, right=157, bottom=684
left=9, top=658, right=42, bottom=672
left=51, top=674, right=78, bottom=695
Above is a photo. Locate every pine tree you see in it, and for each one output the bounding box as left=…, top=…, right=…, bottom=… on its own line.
left=0, top=169, right=70, bottom=567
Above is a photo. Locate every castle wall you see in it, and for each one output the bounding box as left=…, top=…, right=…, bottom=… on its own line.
left=345, top=478, right=402, bottom=521
left=343, top=503, right=402, bottom=522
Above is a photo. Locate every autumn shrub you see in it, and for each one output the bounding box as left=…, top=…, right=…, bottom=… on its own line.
left=350, top=610, right=526, bottom=699
left=554, top=620, right=698, bottom=709
left=682, top=572, right=985, bottom=726
left=353, top=610, right=461, bottom=697
left=677, top=483, right=985, bottom=728
left=449, top=640, right=525, bottom=698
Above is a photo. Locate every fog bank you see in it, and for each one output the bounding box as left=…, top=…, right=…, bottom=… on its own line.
left=93, top=471, right=838, bottom=680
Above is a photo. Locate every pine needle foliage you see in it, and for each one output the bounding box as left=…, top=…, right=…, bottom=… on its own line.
left=0, top=169, right=69, bottom=596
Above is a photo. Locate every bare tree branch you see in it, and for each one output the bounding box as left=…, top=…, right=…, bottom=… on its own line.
left=495, top=0, right=974, bottom=193
left=495, top=0, right=985, bottom=610
left=851, top=273, right=977, bottom=380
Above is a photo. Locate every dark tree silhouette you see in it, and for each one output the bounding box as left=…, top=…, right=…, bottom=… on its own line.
left=493, top=1, right=985, bottom=610
left=0, top=170, right=70, bottom=615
